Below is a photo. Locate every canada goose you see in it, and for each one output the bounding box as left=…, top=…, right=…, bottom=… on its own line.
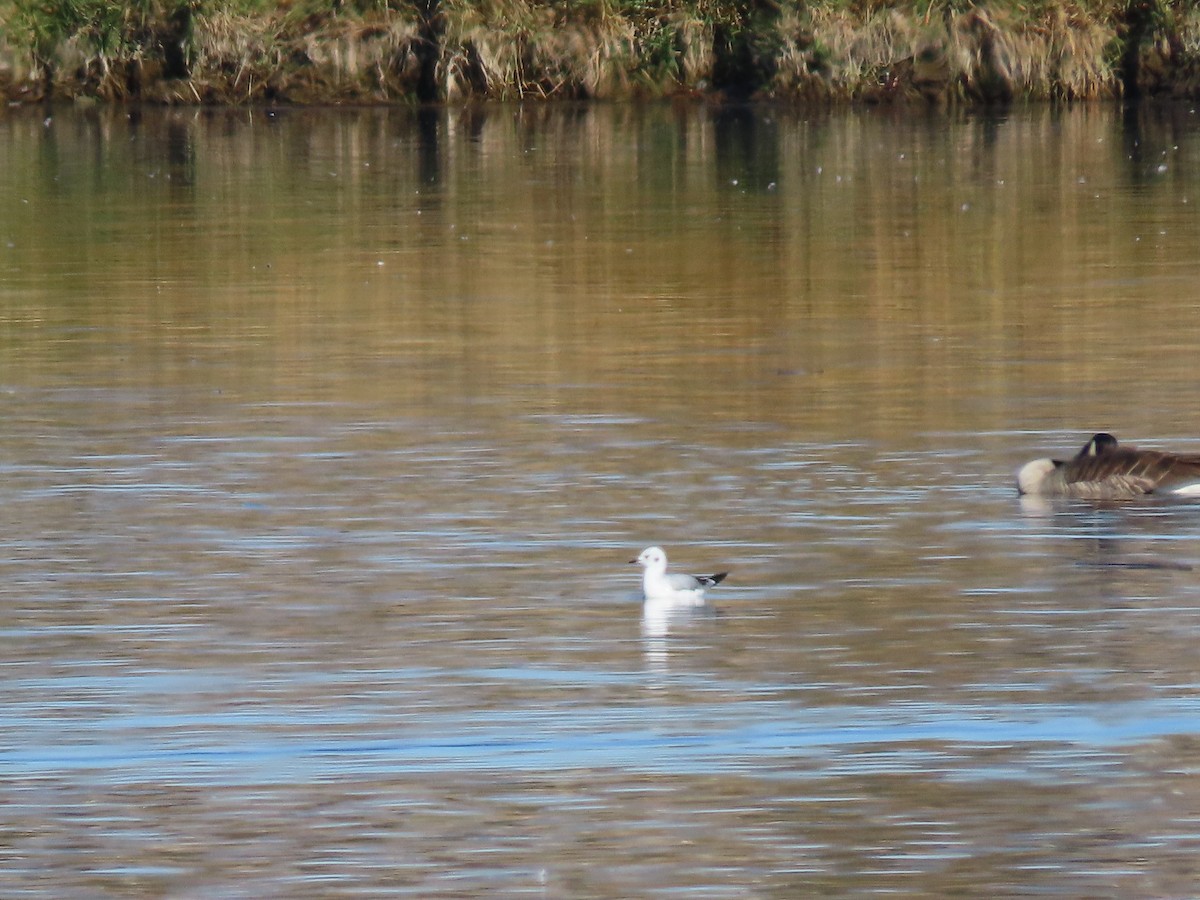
left=630, top=546, right=728, bottom=606
left=1016, top=433, right=1200, bottom=499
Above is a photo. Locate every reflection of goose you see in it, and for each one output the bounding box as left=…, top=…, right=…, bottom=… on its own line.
left=1017, top=433, right=1200, bottom=500
left=631, top=546, right=727, bottom=606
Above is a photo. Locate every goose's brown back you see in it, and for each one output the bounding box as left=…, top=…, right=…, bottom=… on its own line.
left=1061, top=446, right=1200, bottom=492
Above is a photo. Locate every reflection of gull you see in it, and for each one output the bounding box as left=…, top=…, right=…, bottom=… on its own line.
left=641, top=610, right=671, bottom=673
left=641, top=601, right=717, bottom=637
left=641, top=597, right=720, bottom=675
left=630, top=546, right=728, bottom=607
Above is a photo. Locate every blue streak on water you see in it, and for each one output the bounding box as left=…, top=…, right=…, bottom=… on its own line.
left=4, top=696, right=1199, bottom=784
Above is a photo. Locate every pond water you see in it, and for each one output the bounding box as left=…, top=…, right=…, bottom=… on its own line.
left=3, top=100, right=1200, bottom=896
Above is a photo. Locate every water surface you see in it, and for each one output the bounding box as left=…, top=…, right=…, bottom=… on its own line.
left=3, top=102, right=1200, bottom=897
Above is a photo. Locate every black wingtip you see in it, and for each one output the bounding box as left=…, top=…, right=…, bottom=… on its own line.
left=704, top=572, right=729, bottom=586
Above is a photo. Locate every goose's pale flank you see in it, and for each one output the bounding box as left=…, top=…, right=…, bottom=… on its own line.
left=1017, top=433, right=1200, bottom=499
left=631, top=546, right=728, bottom=606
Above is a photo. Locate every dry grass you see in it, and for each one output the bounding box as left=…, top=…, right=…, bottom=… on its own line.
left=442, top=2, right=637, bottom=99
left=768, top=3, right=1121, bottom=103
left=140, top=8, right=426, bottom=103
left=0, top=0, right=1197, bottom=104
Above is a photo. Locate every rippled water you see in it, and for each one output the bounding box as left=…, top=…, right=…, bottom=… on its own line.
left=3, top=102, right=1200, bottom=896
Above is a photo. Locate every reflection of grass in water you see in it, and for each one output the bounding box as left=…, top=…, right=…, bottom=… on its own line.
left=0, top=0, right=1197, bottom=103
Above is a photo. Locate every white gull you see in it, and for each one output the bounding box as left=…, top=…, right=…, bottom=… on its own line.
left=630, top=546, right=728, bottom=607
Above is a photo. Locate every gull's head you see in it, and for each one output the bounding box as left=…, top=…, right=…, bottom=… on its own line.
left=1016, top=458, right=1056, bottom=496
left=631, top=546, right=668, bottom=574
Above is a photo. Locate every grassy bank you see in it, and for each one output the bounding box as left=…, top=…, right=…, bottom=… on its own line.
left=0, top=1, right=1198, bottom=105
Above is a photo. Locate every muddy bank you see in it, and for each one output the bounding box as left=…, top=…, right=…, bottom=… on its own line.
left=1, top=1, right=1198, bottom=106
